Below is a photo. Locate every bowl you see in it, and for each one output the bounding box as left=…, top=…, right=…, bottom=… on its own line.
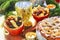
left=4, top=15, right=24, bottom=35
left=32, top=5, right=49, bottom=22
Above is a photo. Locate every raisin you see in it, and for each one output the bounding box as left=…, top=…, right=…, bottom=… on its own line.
left=6, top=21, right=15, bottom=28
left=49, top=25, right=52, bottom=27
left=9, top=25, right=15, bottom=28
left=34, top=11, right=42, bottom=16
left=44, top=11, right=47, bottom=15
left=56, top=21, right=59, bottom=23
left=16, top=21, right=22, bottom=26
left=17, top=17, right=21, bottom=21
left=36, top=12, right=40, bottom=16
left=48, top=30, right=50, bottom=32
left=39, top=11, right=42, bottom=13
left=52, top=23, right=55, bottom=26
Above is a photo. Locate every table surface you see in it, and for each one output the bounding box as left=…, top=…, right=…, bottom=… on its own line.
left=5, top=26, right=36, bottom=40
left=5, top=34, right=25, bottom=40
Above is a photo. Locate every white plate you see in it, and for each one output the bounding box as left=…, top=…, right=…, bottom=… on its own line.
left=36, top=30, right=46, bottom=40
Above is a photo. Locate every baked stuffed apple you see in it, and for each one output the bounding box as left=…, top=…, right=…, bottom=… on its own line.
left=4, top=15, right=24, bottom=35
left=32, top=5, right=49, bottom=22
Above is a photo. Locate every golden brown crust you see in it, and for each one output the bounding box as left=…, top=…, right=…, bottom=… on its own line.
left=37, top=17, right=60, bottom=39
left=23, top=21, right=32, bottom=27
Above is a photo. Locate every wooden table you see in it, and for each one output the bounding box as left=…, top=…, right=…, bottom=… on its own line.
left=5, top=34, right=25, bottom=40
left=5, top=26, right=36, bottom=40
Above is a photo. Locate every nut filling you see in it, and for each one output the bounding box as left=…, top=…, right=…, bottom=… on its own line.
left=33, top=5, right=49, bottom=17
left=6, top=16, right=22, bottom=29
left=39, top=17, right=60, bottom=37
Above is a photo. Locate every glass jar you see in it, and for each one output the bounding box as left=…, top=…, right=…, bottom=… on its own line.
left=15, top=1, right=32, bottom=23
